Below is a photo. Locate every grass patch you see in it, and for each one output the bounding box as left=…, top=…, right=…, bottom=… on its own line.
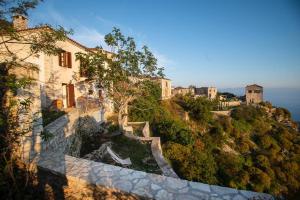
left=130, top=123, right=144, bottom=136
left=104, top=135, right=161, bottom=174
left=78, top=123, right=162, bottom=174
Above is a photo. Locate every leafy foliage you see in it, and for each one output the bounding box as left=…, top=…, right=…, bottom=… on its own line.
left=129, top=91, right=300, bottom=198
left=163, top=141, right=217, bottom=184
left=128, top=80, right=162, bottom=123
left=76, top=27, right=164, bottom=126
left=0, top=1, right=69, bottom=198
left=176, top=95, right=216, bottom=124
left=41, top=109, right=66, bottom=126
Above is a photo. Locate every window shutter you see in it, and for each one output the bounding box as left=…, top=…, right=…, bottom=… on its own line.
left=67, top=52, right=72, bottom=68
left=58, top=53, right=63, bottom=66
left=63, top=52, right=67, bottom=67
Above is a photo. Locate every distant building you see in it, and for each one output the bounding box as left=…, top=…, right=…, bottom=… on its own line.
left=172, top=87, right=195, bottom=96
left=195, top=87, right=217, bottom=99
left=219, top=95, right=227, bottom=101
left=152, top=78, right=172, bottom=100
left=245, top=84, right=263, bottom=104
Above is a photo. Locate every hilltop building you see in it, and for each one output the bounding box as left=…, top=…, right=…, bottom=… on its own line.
left=172, top=87, right=195, bottom=96
left=152, top=78, right=172, bottom=100
left=195, top=87, right=217, bottom=99
left=245, top=84, right=263, bottom=104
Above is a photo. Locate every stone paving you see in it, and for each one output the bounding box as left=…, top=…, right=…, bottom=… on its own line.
left=36, top=151, right=273, bottom=200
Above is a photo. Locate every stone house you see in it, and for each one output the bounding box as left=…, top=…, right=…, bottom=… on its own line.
left=172, top=87, right=195, bottom=96
left=195, top=87, right=217, bottom=99
left=1, top=15, right=114, bottom=114
left=1, top=15, right=116, bottom=160
left=1, top=15, right=172, bottom=115
left=245, top=84, right=263, bottom=104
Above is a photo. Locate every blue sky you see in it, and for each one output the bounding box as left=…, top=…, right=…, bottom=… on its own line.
left=29, top=0, right=300, bottom=88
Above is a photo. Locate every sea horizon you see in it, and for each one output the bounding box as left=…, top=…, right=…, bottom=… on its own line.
left=219, top=87, right=300, bottom=121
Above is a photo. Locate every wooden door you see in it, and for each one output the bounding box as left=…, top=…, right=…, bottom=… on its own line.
left=66, top=84, right=75, bottom=107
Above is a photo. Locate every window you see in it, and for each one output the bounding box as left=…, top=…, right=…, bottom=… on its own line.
left=248, top=90, right=252, bottom=93
left=58, top=51, right=72, bottom=68
left=88, top=89, right=93, bottom=95
left=254, top=90, right=261, bottom=93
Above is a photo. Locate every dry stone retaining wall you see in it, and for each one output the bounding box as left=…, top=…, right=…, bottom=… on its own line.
left=124, top=121, right=179, bottom=178
left=42, top=109, right=102, bottom=157
left=33, top=110, right=273, bottom=200
left=36, top=151, right=273, bottom=200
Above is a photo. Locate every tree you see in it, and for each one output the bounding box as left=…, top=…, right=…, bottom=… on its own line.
left=76, top=27, right=164, bottom=127
left=176, top=95, right=215, bottom=124
left=217, top=153, right=244, bottom=185
left=154, top=118, right=194, bottom=145
left=0, top=0, right=69, bottom=197
left=163, top=141, right=217, bottom=184
left=128, top=80, right=162, bottom=123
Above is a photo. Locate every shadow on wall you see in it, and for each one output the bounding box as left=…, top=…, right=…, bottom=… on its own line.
left=68, top=115, right=100, bottom=157
left=34, top=97, right=69, bottom=199
left=43, top=70, right=63, bottom=108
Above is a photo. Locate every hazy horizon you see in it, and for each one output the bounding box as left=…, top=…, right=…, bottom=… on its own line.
left=219, top=87, right=300, bottom=121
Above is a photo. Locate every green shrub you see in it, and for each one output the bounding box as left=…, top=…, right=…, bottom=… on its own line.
left=231, top=105, right=266, bottom=123
left=256, top=155, right=270, bottom=169
left=154, top=119, right=194, bottom=145
left=216, top=153, right=244, bottom=185
left=275, top=107, right=291, bottom=119
left=163, top=142, right=217, bottom=184
left=42, top=109, right=66, bottom=126
left=176, top=95, right=215, bottom=123
left=107, top=124, right=119, bottom=133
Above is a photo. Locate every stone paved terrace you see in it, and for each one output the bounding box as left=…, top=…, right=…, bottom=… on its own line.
left=36, top=150, right=274, bottom=200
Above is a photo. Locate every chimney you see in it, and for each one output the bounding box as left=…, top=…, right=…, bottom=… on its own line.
left=12, top=15, right=28, bottom=30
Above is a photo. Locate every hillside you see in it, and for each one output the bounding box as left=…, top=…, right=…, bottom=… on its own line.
left=129, top=90, right=300, bottom=199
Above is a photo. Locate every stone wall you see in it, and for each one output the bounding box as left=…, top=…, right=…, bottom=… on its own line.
left=36, top=152, right=273, bottom=200
left=42, top=109, right=103, bottom=157
left=211, top=110, right=231, bottom=117
left=124, top=121, right=178, bottom=178
left=219, top=100, right=241, bottom=107
left=33, top=110, right=273, bottom=200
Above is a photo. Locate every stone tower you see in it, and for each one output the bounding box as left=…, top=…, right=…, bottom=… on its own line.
left=245, top=84, right=263, bottom=104
left=13, top=15, right=28, bottom=30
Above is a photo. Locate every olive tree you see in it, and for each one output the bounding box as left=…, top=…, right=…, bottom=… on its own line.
left=76, top=27, right=164, bottom=127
